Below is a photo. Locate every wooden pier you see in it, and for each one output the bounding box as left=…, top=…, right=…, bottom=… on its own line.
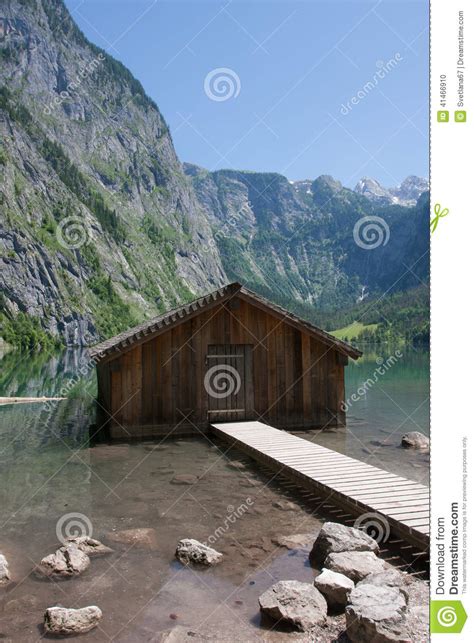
left=211, top=421, right=429, bottom=550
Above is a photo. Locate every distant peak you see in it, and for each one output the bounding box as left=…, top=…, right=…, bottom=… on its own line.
left=354, top=175, right=429, bottom=207
left=313, top=175, right=343, bottom=191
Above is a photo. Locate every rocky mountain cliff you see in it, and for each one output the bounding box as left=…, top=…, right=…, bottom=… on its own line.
left=185, top=165, right=429, bottom=316
left=0, top=0, right=226, bottom=345
left=0, top=0, right=429, bottom=347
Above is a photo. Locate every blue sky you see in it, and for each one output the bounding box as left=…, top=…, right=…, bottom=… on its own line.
left=65, top=0, right=429, bottom=187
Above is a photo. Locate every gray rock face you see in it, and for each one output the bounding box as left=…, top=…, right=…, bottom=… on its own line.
left=0, top=0, right=226, bottom=347
left=346, top=584, right=409, bottom=642
left=401, top=432, right=430, bottom=450
left=65, top=536, right=113, bottom=556
left=44, top=605, right=102, bottom=635
left=310, top=522, right=379, bottom=565
left=35, top=544, right=90, bottom=579
left=175, top=539, right=223, bottom=566
left=325, top=551, right=386, bottom=583
left=259, top=580, right=327, bottom=632
left=358, top=569, right=408, bottom=595
left=314, top=568, right=354, bottom=610
left=0, top=553, right=10, bottom=584
left=189, top=166, right=429, bottom=318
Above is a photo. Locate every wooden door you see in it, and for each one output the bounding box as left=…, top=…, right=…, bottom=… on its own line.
left=206, top=345, right=254, bottom=422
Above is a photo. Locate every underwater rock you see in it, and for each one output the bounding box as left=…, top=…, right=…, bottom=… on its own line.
left=171, top=474, right=198, bottom=485
left=175, top=539, right=223, bottom=566
left=65, top=536, right=113, bottom=556
left=106, top=528, right=158, bottom=550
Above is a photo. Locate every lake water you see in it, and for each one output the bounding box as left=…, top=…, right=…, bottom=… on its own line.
left=0, top=345, right=429, bottom=641
left=298, top=345, right=430, bottom=484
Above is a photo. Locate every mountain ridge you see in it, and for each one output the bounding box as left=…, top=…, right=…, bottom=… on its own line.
left=0, top=0, right=429, bottom=348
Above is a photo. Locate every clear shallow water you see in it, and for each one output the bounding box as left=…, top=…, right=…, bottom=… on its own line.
left=299, top=345, right=430, bottom=483
left=0, top=345, right=429, bottom=640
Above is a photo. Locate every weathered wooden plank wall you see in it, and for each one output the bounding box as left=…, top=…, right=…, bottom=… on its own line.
left=100, top=297, right=346, bottom=437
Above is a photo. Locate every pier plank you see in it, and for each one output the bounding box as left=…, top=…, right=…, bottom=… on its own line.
left=211, top=420, right=429, bottom=549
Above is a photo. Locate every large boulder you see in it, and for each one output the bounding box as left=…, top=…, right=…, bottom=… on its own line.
left=314, top=568, right=354, bottom=611
left=325, top=551, right=386, bottom=583
left=346, top=584, right=409, bottom=642
left=401, top=432, right=429, bottom=450
left=65, top=536, right=113, bottom=556
left=35, top=544, right=90, bottom=579
left=44, top=606, right=102, bottom=635
left=358, top=569, right=408, bottom=598
left=310, top=522, right=379, bottom=565
left=106, top=528, right=158, bottom=550
left=259, top=580, right=327, bottom=632
left=175, top=539, right=223, bottom=566
left=0, top=553, right=10, bottom=585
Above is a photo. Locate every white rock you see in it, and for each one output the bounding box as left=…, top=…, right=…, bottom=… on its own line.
left=401, top=431, right=429, bottom=450
left=314, top=568, right=354, bottom=610
left=35, top=544, right=90, bottom=579
left=175, top=539, right=223, bottom=566
left=0, top=553, right=10, bottom=584
left=44, top=606, right=102, bottom=635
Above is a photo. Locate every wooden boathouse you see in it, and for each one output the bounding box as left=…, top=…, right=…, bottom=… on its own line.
left=91, top=282, right=361, bottom=439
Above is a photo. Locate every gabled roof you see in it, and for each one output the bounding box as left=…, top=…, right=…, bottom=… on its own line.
left=89, top=282, right=362, bottom=362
